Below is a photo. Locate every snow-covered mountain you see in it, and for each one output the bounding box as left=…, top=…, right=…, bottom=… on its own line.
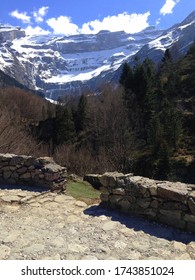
left=0, top=11, right=194, bottom=100
left=0, top=26, right=162, bottom=99
left=128, top=11, right=195, bottom=66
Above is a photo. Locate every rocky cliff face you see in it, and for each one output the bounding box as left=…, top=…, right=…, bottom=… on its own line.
left=7, top=28, right=163, bottom=100
left=0, top=11, right=194, bottom=100
left=0, top=25, right=36, bottom=89
left=0, top=25, right=25, bottom=42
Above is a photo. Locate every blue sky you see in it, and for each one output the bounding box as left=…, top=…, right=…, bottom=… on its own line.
left=0, top=0, right=194, bottom=35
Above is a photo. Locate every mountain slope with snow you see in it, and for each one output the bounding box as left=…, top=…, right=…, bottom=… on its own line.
left=128, top=11, right=195, bottom=65
left=0, top=11, right=194, bottom=100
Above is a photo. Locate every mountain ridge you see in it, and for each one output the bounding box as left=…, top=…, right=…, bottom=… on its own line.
left=0, top=11, right=194, bottom=100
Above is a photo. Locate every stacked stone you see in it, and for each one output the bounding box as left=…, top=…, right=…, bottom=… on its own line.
left=85, top=172, right=195, bottom=233
left=0, top=153, right=67, bottom=192
left=83, top=174, right=103, bottom=189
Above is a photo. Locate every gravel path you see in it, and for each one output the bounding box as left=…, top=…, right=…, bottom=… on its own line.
left=0, top=188, right=195, bottom=260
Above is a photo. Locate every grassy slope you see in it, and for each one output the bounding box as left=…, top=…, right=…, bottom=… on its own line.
left=66, top=180, right=101, bottom=205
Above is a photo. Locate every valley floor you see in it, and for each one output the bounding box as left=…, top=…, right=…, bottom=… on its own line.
left=0, top=188, right=195, bottom=260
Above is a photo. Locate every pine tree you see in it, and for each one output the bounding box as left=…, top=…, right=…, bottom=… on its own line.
left=162, top=48, right=172, bottom=64
left=142, top=59, right=157, bottom=130
left=159, top=100, right=183, bottom=151
left=54, top=105, right=75, bottom=145
left=148, top=114, right=164, bottom=155
left=119, top=62, right=133, bottom=90
left=160, top=48, right=173, bottom=87
left=132, top=63, right=146, bottom=106
left=75, top=94, right=88, bottom=133
left=154, top=140, right=171, bottom=180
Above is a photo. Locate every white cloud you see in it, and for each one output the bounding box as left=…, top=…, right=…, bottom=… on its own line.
left=47, top=16, right=79, bottom=35
left=33, top=6, right=49, bottom=23
left=81, top=12, right=150, bottom=34
left=160, top=0, right=180, bottom=16
left=25, top=26, right=50, bottom=36
left=10, top=9, right=150, bottom=36
left=10, top=10, right=31, bottom=24
left=46, top=12, right=150, bottom=35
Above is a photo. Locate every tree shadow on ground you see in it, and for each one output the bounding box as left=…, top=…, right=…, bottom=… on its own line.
left=84, top=204, right=195, bottom=244
left=0, top=184, right=50, bottom=193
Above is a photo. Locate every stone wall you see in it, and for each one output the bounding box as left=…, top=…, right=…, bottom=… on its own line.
left=85, top=172, right=195, bottom=233
left=0, top=153, right=67, bottom=192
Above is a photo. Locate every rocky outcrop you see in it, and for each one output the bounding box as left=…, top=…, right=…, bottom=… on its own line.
left=0, top=153, right=67, bottom=192
left=0, top=26, right=25, bottom=42
left=85, top=172, right=195, bottom=233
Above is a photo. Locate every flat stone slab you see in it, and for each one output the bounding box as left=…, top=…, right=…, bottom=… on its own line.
left=3, top=230, right=21, bottom=243
left=24, top=244, right=45, bottom=254
left=0, top=245, right=11, bottom=259
left=75, top=201, right=87, bottom=207
left=1, top=195, right=21, bottom=202
left=157, top=184, right=188, bottom=202
left=29, top=202, right=41, bottom=207
left=102, top=221, right=118, bottom=231
left=54, top=195, right=74, bottom=203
